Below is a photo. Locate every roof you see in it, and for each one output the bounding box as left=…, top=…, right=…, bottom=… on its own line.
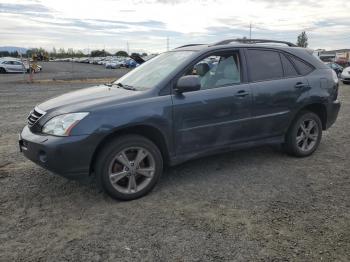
left=173, top=38, right=304, bottom=53
left=0, top=56, right=21, bottom=61
left=172, top=38, right=327, bottom=70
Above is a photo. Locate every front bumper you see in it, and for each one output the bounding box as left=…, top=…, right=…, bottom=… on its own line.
left=19, top=126, right=97, bottom=179
left=326, top=100, right=341, bottom=129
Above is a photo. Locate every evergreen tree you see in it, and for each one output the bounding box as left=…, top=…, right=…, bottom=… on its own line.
left=297, top=31, right=308, bottom=48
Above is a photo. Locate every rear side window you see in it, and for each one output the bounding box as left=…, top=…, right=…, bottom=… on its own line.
left=280, top=54, right=298, bottom=77
left=247, top=49, right=283, bottom=82
left=288, top=55, right=314, bottom=75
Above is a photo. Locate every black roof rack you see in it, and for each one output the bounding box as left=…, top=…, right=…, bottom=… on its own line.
left=212, top=39, right=297, bottom=47
left=175, top=44, right=205, bottom=49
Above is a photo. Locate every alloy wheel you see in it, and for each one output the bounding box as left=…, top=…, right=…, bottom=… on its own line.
left=296, top=119, right=319, bottom=152
left=108, top=147, right=156, bottom=194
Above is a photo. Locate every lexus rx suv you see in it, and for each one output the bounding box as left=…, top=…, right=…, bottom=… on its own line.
left=19, top=39, right=340, bottom=200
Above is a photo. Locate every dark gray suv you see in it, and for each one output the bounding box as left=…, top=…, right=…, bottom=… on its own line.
left=19, top=39, right=341, bottom=200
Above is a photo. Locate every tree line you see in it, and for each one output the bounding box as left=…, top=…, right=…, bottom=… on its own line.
left=0, top=47, right=148, bottom=58
left=1, top=32, right=308, bottom=59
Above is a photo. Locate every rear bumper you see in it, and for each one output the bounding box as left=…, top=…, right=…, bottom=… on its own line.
left=19, top=126, right=98, bottom=180
left=326, top=100, right=341, bottom=129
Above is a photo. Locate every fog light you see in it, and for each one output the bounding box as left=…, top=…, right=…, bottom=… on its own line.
left=38, top=151, right=47, bottom=163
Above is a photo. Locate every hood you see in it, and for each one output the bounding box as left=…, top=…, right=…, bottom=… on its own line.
left=37, top=85, right=144, bottom=113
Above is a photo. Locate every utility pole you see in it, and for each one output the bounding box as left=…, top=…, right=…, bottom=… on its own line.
left=249, top=22, right=252, bottom=40
left=126, top=41, right=130, bottom=55
left=166, top=37, right=169, bottom=51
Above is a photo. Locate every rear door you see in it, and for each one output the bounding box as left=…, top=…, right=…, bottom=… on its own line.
left=245, top=48, right=310, bottom=139
left=172, top=50, right=253, bottom=155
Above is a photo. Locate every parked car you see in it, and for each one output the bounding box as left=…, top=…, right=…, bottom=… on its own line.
left=125, top=58, right=139, bottom=68
left=105, top=60, right=122, bottom=69
left=19, top=39, right=340, bottom=200
left=340, top=66, right=350, bottom=84
left=0, top=58, right=30, bottom=73
left=325, top=62, right=343, bottom=76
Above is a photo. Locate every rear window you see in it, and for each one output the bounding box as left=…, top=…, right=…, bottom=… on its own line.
left=247, top=49, right=283, bottom=82
left=288, top=55, right=314, bottom=75
left=280, top=54, right=298, bottom=77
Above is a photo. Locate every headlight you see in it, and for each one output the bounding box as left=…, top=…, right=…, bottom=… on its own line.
left=42, top=112, right=89, bottom=136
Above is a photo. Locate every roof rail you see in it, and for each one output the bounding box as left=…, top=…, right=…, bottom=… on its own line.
left=212, top=39, right=297, bottom=47
left=175, top=44, right=205, bottom=49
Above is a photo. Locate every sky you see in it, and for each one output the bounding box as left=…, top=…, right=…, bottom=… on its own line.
left=0, top=0, right=349, bottom=53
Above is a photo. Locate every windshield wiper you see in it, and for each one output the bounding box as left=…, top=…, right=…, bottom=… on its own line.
left=116, top=82, right=137, bottom=91
left=122, top=85, right=137, bottom=91
left=107, top=82, right=137, bottom=91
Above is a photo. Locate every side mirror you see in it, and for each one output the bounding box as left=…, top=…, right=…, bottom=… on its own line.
left=175, top=75, right=201, bottom=93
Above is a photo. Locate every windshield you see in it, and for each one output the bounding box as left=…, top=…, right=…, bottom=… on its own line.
left=114, top=51, right=195, bottom=90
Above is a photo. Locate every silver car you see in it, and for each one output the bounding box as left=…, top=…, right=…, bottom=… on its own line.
left=340, top=66, right=350, bottom=84
left=0, top=58, right=29, bottom=73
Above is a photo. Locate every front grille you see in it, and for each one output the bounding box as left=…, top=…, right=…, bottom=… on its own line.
left=27, top=107, right=46, bottom=127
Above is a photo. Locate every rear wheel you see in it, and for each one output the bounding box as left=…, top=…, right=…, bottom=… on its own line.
left=95, top=135, right=163, bottom=200
left=284, top=111, right=322, bottom=157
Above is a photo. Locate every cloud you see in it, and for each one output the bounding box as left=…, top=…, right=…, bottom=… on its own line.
left=0, top=0, right=349, bottom=52
left=0, top=3, right=51, bottom=14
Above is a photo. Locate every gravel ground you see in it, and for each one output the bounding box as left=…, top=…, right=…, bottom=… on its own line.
left=0, top=67, right=349, bottom=261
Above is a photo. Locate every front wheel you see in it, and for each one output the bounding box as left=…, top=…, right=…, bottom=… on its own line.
left=95, top=135, right=163, bottom=200
left=284, top=111, right=322, bottom=157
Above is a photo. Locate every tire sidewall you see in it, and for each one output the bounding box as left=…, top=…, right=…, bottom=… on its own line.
left=96, top=135, right=163, bottom=200
left=288, top=112, right=322, bottom=157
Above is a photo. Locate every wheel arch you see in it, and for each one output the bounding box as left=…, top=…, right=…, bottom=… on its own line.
left=89, top=124, right=170, bottom=174
left=290, top=103, right=327, bottom=131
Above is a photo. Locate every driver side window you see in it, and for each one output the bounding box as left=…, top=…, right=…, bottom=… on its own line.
left=184, top=53, right=241, bottom=90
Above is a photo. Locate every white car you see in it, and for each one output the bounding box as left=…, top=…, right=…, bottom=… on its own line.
left=0, top=58, right=29, bottom=73
left=340, top=66, right=350, bottom=84
left=105, top=60, right=121, bottom=69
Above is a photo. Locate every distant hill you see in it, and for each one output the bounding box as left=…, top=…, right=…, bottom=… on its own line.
left=0, top=46, right=28, bottom=54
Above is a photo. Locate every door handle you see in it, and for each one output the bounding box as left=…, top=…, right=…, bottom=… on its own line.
left=235, top=90, right=249, bottom=98
left=295, top=82, right=309, bottom=89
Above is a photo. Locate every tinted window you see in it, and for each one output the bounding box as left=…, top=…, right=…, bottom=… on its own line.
left=184, top=53, right=241, bottom=90
left=280, top=54, right=298, bottom=77
left=289, top=56, right=314, bottom=75
left=247, top=49, right=283, bottom=81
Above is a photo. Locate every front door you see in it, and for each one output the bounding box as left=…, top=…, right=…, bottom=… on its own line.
left=172, top=51, right=253, bottom=155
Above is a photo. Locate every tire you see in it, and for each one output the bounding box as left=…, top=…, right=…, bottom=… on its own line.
left=95, top=135, right=163, bottom=200
left=0, top=67, right=6, bottom=73
left=284, top=111, right=322, bottom=157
